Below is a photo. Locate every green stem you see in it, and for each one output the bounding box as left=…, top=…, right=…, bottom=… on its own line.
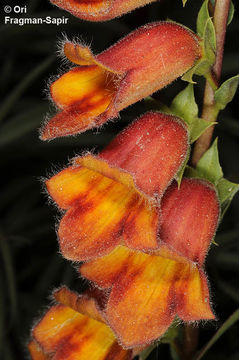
left=191, top=0, right=231, bottom=166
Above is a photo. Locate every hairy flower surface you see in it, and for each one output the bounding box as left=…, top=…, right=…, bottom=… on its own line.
left=51, top=0, right=157, bottom=22
left=28, top=286, right=133, bottom=359
left=80, top=178, right=220, bottom=348
left=46, top=112, right=189, bottom=261
left=40, top=22, right=201, bottom=140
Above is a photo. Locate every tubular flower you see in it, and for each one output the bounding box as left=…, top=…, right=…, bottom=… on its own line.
left=80, top=178, right=220, bottom=348
left=50, top=0, right=157, bottom=22
left=40, top=22, right=201, bottom=140
left=28, top=286, right=133, bottom=359
left=46, top=112, right=189, bottom=261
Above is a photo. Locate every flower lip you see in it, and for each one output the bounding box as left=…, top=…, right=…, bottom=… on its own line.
left=80, top=245, right=215, bottom=349
left=49, top=154, right=161, bottom=260
left=40, top=21, right=201, bottom=140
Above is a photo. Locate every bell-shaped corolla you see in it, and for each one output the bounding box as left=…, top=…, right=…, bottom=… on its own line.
left=50, top=0, right=157, bottom=22
left=159, top=178, right=220, bottom=265
left=40, top=22, right=201, bottom=140
left=46, top=112, right=189, bottom=261
left=28, top=286, right=133, bottom=359
left=80, top=178, right=220, bottom=348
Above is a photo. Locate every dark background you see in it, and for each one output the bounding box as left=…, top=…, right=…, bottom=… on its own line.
left=0, top=0, right=238, bottom=358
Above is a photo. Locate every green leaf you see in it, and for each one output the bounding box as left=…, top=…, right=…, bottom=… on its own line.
left=181, top=59, right=211, bottom=83
left=183, top=0, right=216, bottom=83
left=194, top=308, right=239, bottom=360
left=227, top=1, right=235, bottom=25
left=203, top=17, right=216, bottom=64
left=196, top=138, right=223, bottom=184
left=197, top=0, right=216, bottom=55
left=182, top=0, right=188, bottom=6
left=214, top=74, right=239, bottom=111
left=190, top=118, right=216, bottom=143
left=186, top=141, right=239, bottom=218
left=171, top=84, right=198, bottom=122
left=169, top=84, right=215, bottom=143
left=217, top=178, right=239, bottom=217
left=197, top=0, right=210, bottom=37
left=185, top=165, right=200, bottom=179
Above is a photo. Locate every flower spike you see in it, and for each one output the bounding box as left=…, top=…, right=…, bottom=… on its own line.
left=80, top=178, right=220, bottom=348
left=28, top=286, right=133, bottom=359
left=40, top=22, right=201, bottom=140
left=46, top=112, right=189, bottom=261
left=50, top=0, right=157, bottom=22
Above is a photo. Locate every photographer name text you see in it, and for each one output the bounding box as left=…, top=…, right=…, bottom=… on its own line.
left=3, top=5, right=69, bottom=26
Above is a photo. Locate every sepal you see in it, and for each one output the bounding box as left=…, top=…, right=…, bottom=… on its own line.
left=186, top=139, right=239, bottom=219
left=214, top=74, right=239, bottom=111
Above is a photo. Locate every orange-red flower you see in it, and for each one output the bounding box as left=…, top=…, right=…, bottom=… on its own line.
left=80, top=178, right=220, bottom=348
left=51, top=0, right=157, bottom=22
left=46, top=112, right=189, bottom=261
left=28, top=286, right=133, bottom=359
left=40, top=22, right=201, bottom=140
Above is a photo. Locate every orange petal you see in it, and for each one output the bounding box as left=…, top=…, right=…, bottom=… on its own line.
left=80, top=246, right=133, bottom=288
left=47, top=156, right=160, bottom=261
left=50, top=0, right=157, bottom=22
left=53, top=286, right=106, bottom=323
left=64, top=43, right=100, bottom=66
left=46, top=155, right=141, bottom=209
left=176, top=268, right=214, bottom=321
left=32, top=303, right=132, bottom=360
left=64, top=43, right=118, bottom=72
left=104, top=248, right=214, bottom=348
left=123, top=199, right=160, bottom=251
left=28, top=340, right=48, bottom=360
left=160, top=178, right=220, bottom=265
left=41, top=65, right=119, bottom=140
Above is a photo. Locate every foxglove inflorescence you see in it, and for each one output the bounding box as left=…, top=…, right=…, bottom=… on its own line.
left=28, top=1, right=227, bottom=359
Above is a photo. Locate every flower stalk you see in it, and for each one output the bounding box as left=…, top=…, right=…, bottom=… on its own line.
left=191, top=0, right=231, bottom=166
